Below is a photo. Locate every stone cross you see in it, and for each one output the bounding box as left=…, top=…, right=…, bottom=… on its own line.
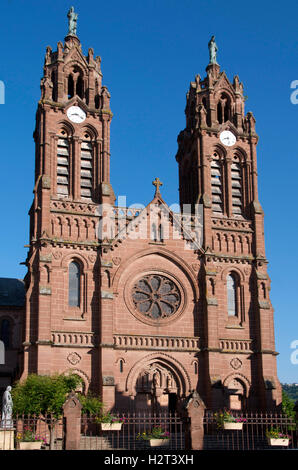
left=152, top=177, right=163, bottom=196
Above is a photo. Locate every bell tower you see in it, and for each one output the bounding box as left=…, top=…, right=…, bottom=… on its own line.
left=175, top=37, right=282, bottom=410
left=22, top=8, right=113, bottom=385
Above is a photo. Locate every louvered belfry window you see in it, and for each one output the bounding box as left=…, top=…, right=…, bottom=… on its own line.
left=80, top=137, right=93, bottom=199
left=211, top=153, right=223, bottom=213
left=231, top=161, right=242, bottom=214
left=57, top=137, right=69, bottom=196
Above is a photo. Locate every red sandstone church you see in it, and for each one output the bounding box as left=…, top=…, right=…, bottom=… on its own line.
left=0, top=11, right=282, bottom=412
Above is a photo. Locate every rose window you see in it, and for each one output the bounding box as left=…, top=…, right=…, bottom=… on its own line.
left=132, top=274, right=181, bottom=319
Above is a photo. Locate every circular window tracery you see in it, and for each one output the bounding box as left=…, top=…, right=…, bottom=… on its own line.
left=132, top=274, right=181, bottom=320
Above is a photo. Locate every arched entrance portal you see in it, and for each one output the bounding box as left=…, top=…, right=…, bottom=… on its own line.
left=135, top=363, right=179, bottom=412
left=226, top=377, right=247, bottom=410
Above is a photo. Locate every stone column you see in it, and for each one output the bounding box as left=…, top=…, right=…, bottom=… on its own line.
left=185, top=391, right=206, bottom=450
left=63, top=392, right=82, bottom=450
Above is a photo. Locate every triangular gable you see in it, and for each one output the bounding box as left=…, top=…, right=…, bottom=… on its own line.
left=64, top=96, right=90, bottom=113
left=213, top=71, right=236, bottom=97
left=63, top=45, right=89, bottom=72
left=106, top=193, right=204, bottom=253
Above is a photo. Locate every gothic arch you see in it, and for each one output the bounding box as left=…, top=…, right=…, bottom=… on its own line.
left=64, top=368, right=90, bottom=394
left=59, top=252, right=90, bottom=271
left=212, top=144, right=227, bottom=159
left=56, top=119, right=75, bottom=136
left=233, top=147, right=248, bottom=162
left=112, top=247, right=199, bottom=302
left=222, top=372, right=251, bottom=398
left=80, top=124, right=99, bottom=140
left=125, top=352, right=192, bottom=397
left=220, top=265, right=245, bottom=283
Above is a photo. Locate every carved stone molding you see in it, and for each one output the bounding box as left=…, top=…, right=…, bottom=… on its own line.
left=219, top=338, right=253, bottom=354
left=114, top=334, right=200, bottom=352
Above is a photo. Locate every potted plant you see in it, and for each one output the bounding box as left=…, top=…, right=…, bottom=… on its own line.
left=214, top=410, right=246, bottom=430
left=137, top=426, right=170, bottom=447
left=266, top=427, right=290, bottom=447
left=16, top=426, right=47, bottom=450
left=96, top=412, right=125, bottom=431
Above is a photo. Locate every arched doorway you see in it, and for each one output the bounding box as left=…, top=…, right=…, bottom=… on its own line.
left=226, top=377, right=246, bottom=410
left=128, top=357, right=189, bottom=413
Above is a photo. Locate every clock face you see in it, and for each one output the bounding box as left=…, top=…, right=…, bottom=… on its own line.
left=67, top=106, right=86, bottom=123
left=220, top=130, right=236, bottom=147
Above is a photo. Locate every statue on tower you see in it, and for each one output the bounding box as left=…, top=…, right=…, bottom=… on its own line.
left=67, top=6, right=78, bottom=36
left=208, top=35, right=218, bottom=64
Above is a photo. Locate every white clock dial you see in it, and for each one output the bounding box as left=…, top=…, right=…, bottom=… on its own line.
left=220, top=130, right=236, bottom=147
left=67, top=106, right=86, bottom=123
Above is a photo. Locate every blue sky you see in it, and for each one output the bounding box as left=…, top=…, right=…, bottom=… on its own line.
left=0, top=0, right=297, bottom=383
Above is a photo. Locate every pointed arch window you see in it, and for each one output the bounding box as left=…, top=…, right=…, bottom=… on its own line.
left=211, top=152, right=223, bottom=213
left=80, top=133, right=93, bottom=199
left=217, top=93, right=231, bottom=124
left=57, top=131, right=70, bottom=197
left=68, top=261, right=81, bottom=307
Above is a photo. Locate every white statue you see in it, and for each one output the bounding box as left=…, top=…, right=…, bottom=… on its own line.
left=1, top=386, right=13, bottom=429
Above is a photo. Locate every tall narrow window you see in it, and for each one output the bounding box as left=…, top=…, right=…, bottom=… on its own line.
left=211, top=153, right=223, bottom=213
left=76, top=76, right=84, bottom=99
left=80, top=135, right=93, bottom=199
left=227, top=273, right=237, bottom=317
left=231, top=161, right=242, bottom=214
left=51, top=70, right=57, bottom=102
left=69, top=261, right=81, bottom=307
left=0, top=319, right=10, bottom=349
left=217, top=93, right=231, bottom=123
left=57, top=136, right=69, bottom=196
left=68, top=74, right=74, bottom=99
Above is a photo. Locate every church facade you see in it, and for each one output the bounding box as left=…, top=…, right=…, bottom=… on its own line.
left=17, top=15, right=282, bottom=411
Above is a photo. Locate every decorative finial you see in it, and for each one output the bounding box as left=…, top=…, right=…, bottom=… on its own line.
left=67, top=6, right=78, bottom=36
left=208, top=35, right=218, bottom=65
left=152, top=177, right=163, bottom=196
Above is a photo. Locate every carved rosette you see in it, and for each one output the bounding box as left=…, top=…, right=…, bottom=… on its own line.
left=230, top=357, right=242, bottom=370
left=67, top=352, right=81, bottom=365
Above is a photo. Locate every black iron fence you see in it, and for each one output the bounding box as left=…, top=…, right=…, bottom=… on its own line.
left=0, top=410, right=296, bottom=450
left=0, top=414, right=64, bottom=450
left=203, top=410, right=297, bottom=450
left=80, top=412, right=189, bottom=451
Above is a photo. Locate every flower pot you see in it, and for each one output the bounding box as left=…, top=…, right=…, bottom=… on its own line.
left=223, top=422, right=243, bottom=430
left=267, top=438, right=289, bottom=447
left=101, top=423, right=123, bottom=431
left=149, top=439, right=170, bottom=447
left=18, top=441, right=42, bottom=450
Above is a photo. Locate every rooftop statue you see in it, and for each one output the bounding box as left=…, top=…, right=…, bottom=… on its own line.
left=67, top=6, right=78, bottom=36
left=208, top=35, right=218, bottom=64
